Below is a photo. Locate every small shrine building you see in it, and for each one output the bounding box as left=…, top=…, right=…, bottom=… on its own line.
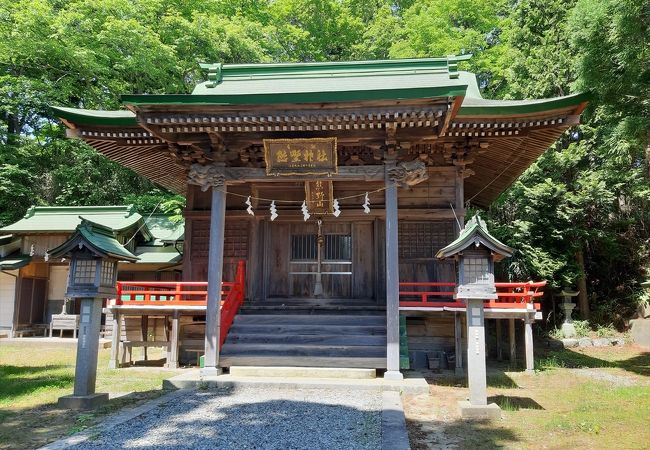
left=52, top=56, right=588, bottom=377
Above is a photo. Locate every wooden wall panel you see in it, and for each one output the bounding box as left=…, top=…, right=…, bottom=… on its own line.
left=352, top=222, right=374, bottom=299
left=266, top=223, right=291, bottom=297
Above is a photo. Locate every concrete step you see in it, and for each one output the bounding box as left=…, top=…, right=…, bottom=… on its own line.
left=221, top=343, right=386, bottom=358
left=228, top=366, right=377, bottom=379
left=234, top=314, right=386, bottom=326
left=226, top=333, right=387, bottom=346
left=220, top=355, right=387, bottom=369
left=227, top=324, right=386, bottom=336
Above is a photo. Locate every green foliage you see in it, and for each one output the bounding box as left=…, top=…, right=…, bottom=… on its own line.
left=573, top=320, right=590, bottom=338
left=0, top=0, right=646, bottom=326
left=487, top=0, right=649, bottom=325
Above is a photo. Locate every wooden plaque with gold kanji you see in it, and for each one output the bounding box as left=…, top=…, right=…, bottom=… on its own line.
left=305, top=180, right=334, bottom=215
left=263, top=138, right=337, bottom=176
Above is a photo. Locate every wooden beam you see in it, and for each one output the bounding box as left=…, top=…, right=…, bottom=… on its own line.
left=509, top=318, right=516, bottom=364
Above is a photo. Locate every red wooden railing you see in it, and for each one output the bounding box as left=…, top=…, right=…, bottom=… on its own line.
left=399, top=280, right=545, bottom=310
left=115, top=260, right=246, bottom=346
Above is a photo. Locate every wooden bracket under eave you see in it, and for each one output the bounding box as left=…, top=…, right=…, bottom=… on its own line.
left=439, top=96, right=465, bottom=137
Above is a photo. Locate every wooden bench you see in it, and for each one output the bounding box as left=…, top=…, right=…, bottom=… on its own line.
left=12, top=324, right=48, bottom=338
left=49, top=314, right=79, bottom=338
left=121, top=316, right=170, bottom=365
left=180, top=322, right=205, bottom=365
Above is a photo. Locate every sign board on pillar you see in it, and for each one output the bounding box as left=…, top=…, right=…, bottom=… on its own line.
left=264, top=138, right=337, bottom=176
left=305, top=180, right=334, bottom=215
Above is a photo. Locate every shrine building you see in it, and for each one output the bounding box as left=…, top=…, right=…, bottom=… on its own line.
left=51, top=56, right=588, bottom=378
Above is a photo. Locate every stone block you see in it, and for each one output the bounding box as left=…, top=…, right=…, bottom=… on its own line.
left=610, top=338, right=625, bottom=346
left=57, top=393, right=108, bottom=410
left=458, top=401, right=501, bottom=420
left=630, top=318, right=650, bottom=349
left=592, top=338, right=612, bottom=347
left=561, top=338, right=579, bottom=348
left=578, top=338, right=593, bottom=347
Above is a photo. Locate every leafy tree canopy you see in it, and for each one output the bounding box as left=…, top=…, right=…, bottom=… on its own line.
left=0, top=0, right=647, bottom=324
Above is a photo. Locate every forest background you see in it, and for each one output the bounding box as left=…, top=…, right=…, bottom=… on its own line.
left=0, top=0, right=647, bottom=327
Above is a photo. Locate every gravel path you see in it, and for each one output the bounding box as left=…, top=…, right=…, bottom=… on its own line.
left=68, top=386, right=381, bottom=450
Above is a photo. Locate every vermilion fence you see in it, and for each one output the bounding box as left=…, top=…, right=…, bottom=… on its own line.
left=115, top=260, right=246, bottom=346
left=398, top=280, right=545, bottom=309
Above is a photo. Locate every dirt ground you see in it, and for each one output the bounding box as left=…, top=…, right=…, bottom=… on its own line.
left=403, top=345, right=650, bottom=450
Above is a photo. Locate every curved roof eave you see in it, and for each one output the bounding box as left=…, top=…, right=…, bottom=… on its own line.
left=458, top=92, right=590, bottom=117
left=51, top=106, right=138, bottom=127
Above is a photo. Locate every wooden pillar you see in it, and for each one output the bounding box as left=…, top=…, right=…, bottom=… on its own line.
left=108, top=311, right=121, bottom=369
left=455, top=168, right=465, bottom=231
left=509, top=318, right=516, bottom=364
left=203, top=182, right=227, bottom=375
left=454, top=311, right=464, bottom=375
left=496, top=319, right=503, bottom=361
left=524, top=317, right=534, bottom=372
left=167, top=311, right=180, bottom=369
left=384, top=163, right=402, bottom=380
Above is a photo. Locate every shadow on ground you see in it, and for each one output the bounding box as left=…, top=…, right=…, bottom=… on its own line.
left=0, top=388, right=166, bottom=450
left=0, top=365, right=74, bottom=400
left=64, top=386, right=383, bottom=450
left=406, top=415, right=521, bottom=450
left=421, top=369, right=519, bottom=389
left=536, top=346, right=650, bottom=377
left=488, top=395, right=544, bottom=411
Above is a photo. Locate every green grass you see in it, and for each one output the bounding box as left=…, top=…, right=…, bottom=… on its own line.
left=405, top=346, right=650, bottom=450
left=0, top=343, right=182, bottom=450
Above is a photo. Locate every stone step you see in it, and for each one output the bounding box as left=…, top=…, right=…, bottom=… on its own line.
left=228, top=366, right=377, bottom=379
left=227, top=323, right=386, bottom=336
left=226, top=333, right=387, bottom=346
left=220, top=355, right=387, bottom=369
left=233, top=314, right=386, bottom=326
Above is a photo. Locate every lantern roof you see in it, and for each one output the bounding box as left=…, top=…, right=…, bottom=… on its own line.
left=49, top=219, right=138, bottom=262
left=436, top=214, right=513, bottom=261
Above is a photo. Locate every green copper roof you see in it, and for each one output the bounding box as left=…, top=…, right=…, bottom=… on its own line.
left=50, top=106, right=137, bottom=126
left=49, top=220, right=138, bottom=262
left=0, top=253, right=31, bottom=270
left=134, top=247, right=182, bottom=264
left=50, top=56, right=588, bottom=128
left=120, top=56, right=469, bottom=106
left=436, top=214, right=513, bottom=260
left=144, top=215, right=185, bottom=245
left=0, top=206, right=144, bottom=234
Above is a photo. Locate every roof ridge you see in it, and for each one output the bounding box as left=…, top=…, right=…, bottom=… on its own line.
left=21, top=205, right=136, bottom=217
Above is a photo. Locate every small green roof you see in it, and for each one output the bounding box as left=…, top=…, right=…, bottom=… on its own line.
left=436, top=214, right=513, bottom=261
left=0, top=253, right=31, bottom=270
left=0, top=206, right=145, bottom=235
left=49, top=219, right=138, bottom=262
left=134, top=247, right=182, bottom=264
left=144, top=215, right=185, bottom=245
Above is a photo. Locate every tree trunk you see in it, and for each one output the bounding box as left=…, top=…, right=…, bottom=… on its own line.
left=575, top=248, right=589, bottom=319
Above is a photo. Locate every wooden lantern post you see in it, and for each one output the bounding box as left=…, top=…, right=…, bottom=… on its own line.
left=437, top=214, right=513, bottom=419
left=49, top=221, right=138, bottom=409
